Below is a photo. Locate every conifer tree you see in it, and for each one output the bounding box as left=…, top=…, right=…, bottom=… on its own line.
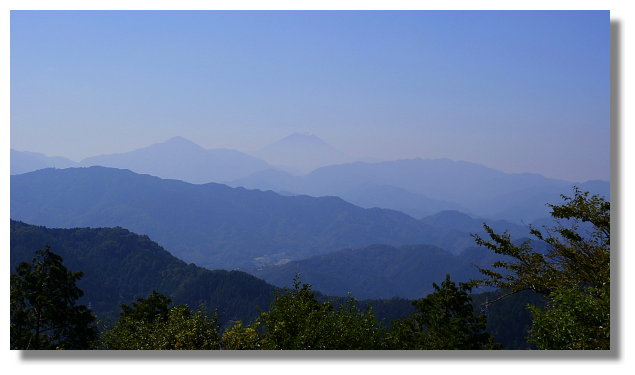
left=388, top=275, right=499, bottom=349
left=10, top=245, right=98, bottom=349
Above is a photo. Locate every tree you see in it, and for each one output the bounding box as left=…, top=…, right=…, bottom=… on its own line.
left=388, top=275, right=499, bottom=349
left=222, top=321, right=263, bottom=350
left=527, top=284, right=609, bottom=349
left=118, top=290, right=171, bottom=324
left=473, top=188, right=610, bottom=349
left=10, top=245, right=98, bottom=349
left=100, top=291, right=222, bottom=350
left=256, top=276, right=385, bottom=350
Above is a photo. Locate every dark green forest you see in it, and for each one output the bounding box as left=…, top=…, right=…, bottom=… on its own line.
left=10, top=189, right=610, bottom=350
left=10, top=221, right=274, bottom=324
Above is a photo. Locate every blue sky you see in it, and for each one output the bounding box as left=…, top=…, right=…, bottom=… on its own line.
left=10, top=10, right=609, bottom=181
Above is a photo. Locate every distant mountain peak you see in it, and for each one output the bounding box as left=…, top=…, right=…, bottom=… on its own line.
left=166, top=135, right=194, bottom=142
left=157, top=136, right=204, bottom=149
left=78, top=137, right=270, bottom=184
left=287, top=132, right=314, bottom=138
left=272, top=133, right=331, bottom=146
left=284, top=132, right=319, bottom=139
left=257, top=133, right=350, bottom=173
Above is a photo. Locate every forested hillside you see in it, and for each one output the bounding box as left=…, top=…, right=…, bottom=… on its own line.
left=11, top=220, right=542, bottom=348
left=10, top=220, right=274, bottom=324
left=9, top=220, right=420, bottom=327
left=251, top=244, right=505, bottom=299
left=10, top=189, right=610, bottom=350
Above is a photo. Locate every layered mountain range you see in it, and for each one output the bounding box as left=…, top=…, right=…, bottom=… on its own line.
left=10, top=165, right=553, bottom=276
left=10, top=134, right=605, bottom=350
left=229, top=159, right=609, bottom=221
left=12, top=136, right=273, bottom=183
left=11, top=133, right=608, bottom=272
left=10, top=149, right=79, bottom=175
left=10, top=135, right=610, bottom=224
left=12, top=166, right=460, bottom=269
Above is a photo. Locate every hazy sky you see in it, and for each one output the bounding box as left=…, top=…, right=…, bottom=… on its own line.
left=10, top=10, right=609, bottom=181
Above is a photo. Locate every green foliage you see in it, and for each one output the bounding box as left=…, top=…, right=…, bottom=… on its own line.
left=387, top=275, right=499, bottom=349
left=10, top=246, right=98, bottom=349
left=101, top=292, right=221, bottom=350
left=473, top=188, right=610, bottom=349
left=222, top=321, right=263, bottom=350
left=256, top=276, right=385, bottom=350
left=474, top=188, right=609, bottom=295
left=528, top=284, right=610, bottom=350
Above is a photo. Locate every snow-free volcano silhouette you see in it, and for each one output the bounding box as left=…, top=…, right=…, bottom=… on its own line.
left=80, top=136, right=271, bottom=184
left=255, top=133, right=351, bottom=173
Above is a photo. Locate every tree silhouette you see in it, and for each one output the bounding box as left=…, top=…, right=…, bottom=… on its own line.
left=11, top=245, right=98, bottom=349
left=473, top=188, right=610, bottom=349
left=388, top=275, right=499, bottom=349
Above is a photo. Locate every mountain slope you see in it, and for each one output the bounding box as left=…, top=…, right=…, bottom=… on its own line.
left=336, top=184, right=466, bottom=219
left=11, top=149, right=79, bottom=175
left=10, top=220, right=275, bottom=324
left=11, top=166, right=452, bottom=269
left=81, top=136, right=271, bottom=183
left=230, top=169, right=465, bottom=218
left=10, top=220, right=537, bottom=349
left=420, top=210, right=530, bottom=237
left=251, top=243, right=506, bottom=300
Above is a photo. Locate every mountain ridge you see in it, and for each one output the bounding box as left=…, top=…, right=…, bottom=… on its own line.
left=10, top=220, right=275, bottom=324
left=79, top=137, right=272, bottom=184
left=11, top=166, right=461, bottom=269
left=250, top=243, right=506, bottom=300
left=231, top=157, right=609, bottom=222
left=11, top=149, right=79, bottom=175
